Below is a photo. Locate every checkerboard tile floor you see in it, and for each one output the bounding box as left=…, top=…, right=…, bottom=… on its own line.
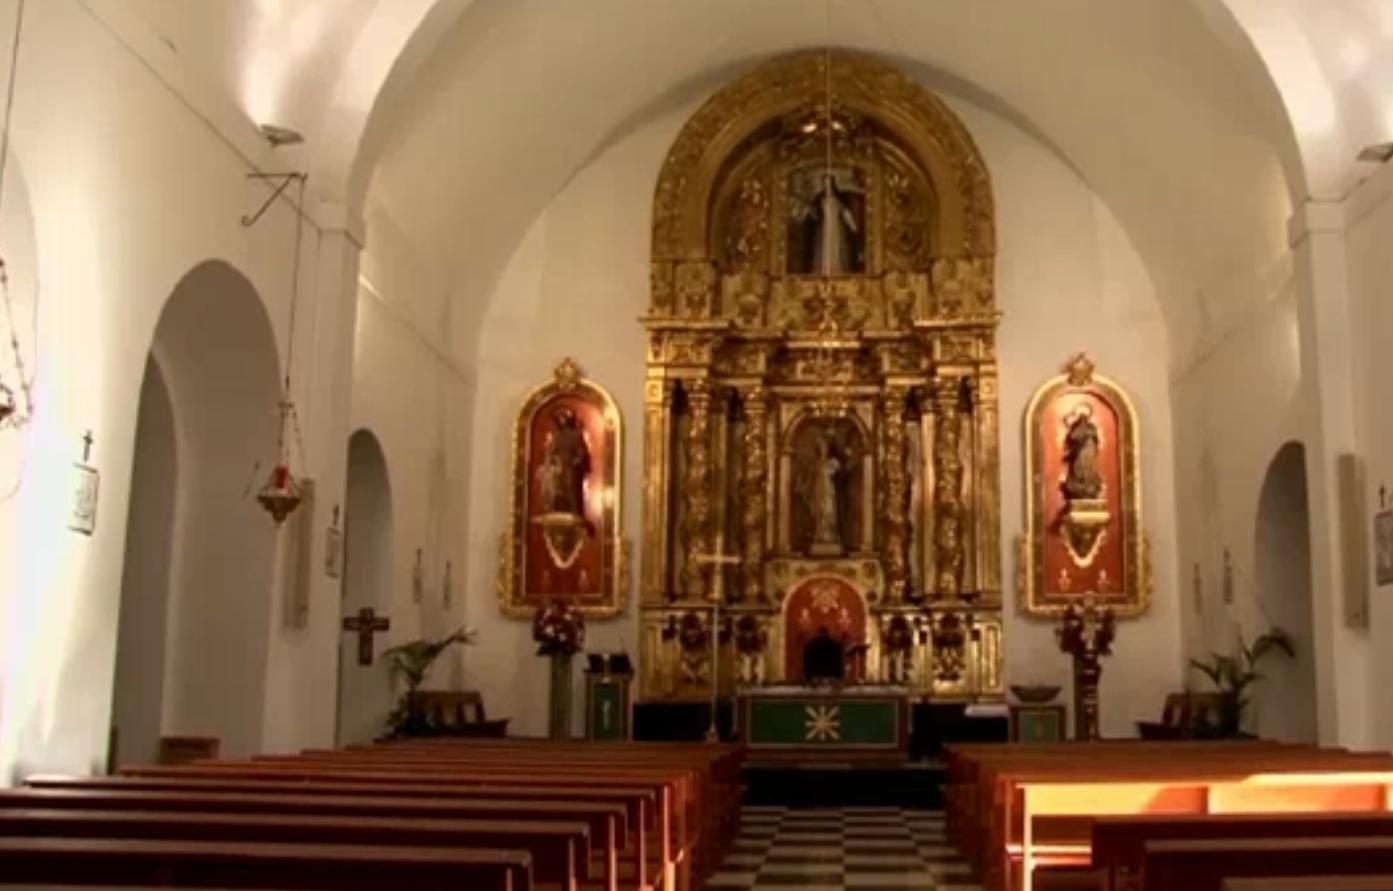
left=703, top=807, right=981, bottom=891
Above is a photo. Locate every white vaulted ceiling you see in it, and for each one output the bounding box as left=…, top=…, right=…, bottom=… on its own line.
left=113, top=0, right=1393, bottom=369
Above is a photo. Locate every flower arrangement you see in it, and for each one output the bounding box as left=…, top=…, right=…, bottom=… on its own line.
left=532, top=599, right=585, bottom=656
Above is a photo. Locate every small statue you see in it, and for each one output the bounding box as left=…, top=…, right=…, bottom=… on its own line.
left=538, top=407, right=591, bottom=518
left=1062, top=404, right=1103, bottom=502
left=812, top=433, right=843, bottom=547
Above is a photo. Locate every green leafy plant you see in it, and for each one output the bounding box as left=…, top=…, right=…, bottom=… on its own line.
left=381, top=627, right=475, bottom=738
left=1189, top=627, right=1295, bottom=738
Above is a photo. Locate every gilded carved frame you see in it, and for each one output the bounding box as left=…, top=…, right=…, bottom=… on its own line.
left=497, top=358, right=630, bottom=619
left=641, top=51, right=1005, bottom=703
left=1018, top=355, right=1150, bottom=618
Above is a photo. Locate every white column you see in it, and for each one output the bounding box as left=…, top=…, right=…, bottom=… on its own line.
left=1290, top=199, right=1372, bottom=748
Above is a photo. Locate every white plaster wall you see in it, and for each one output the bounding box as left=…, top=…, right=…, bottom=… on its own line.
left=348, top=277, right=472, bottom=710
left=110, top=359, right=177, bottom=767
left=1346, top=161, right=1393, bottom=750
left=462, top=84, right=1183, bottom=739
left=337, top=430, right=396, bottom=746
left=0, top=0, right=360, bottom=781
left=1171, top=282, right=1305, bottom=698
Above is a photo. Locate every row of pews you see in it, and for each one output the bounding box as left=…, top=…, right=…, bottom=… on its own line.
left=0, top=737, right=745, bottom=891
left=946, top=740, right=1393, bottom=891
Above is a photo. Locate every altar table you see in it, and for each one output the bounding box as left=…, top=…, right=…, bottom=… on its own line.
left=735, top=686, right=911, bottom=755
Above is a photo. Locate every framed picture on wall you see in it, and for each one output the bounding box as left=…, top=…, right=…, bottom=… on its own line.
left=68, top=462, right=99, bottom=536
left=1375, top=509, right=1393, bottom=587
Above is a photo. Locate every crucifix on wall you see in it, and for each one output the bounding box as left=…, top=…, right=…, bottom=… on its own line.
left=342, top=607, right=390, bottom=666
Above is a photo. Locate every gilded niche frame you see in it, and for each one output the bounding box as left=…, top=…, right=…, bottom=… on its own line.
left=1018, top=354, right=1150, bottom=619
left=640, top=50, right=1005, bottom=704
left=498, top=358, right=629, bottom=619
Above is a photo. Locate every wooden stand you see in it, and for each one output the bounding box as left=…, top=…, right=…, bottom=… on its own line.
left=584, top=652, right=634, bottom=741
left=1056, top=600, right=1116, bottom=741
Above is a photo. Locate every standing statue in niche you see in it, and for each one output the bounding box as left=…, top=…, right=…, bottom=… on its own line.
left=538, top=408, right=591, bottom=520
left=790, top=168, right=865, bottom=275
left=1062, top=403, right=1103, bottom=502
left=803, top=431, right=846, bottom=555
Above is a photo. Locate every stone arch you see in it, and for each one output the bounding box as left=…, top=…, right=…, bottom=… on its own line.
left=115, top=259, right=283, bottom=760
left=1253, top=440, right=1317, bottom=742
left=336, top=427, right=396, bottom=745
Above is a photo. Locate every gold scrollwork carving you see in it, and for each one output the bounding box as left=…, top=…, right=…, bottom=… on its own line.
left=742, top=387, right=770, bottom=603
left=933, top=379, right=967, bottom=598
left=682, top=379, right=715, bottom=598
left=880, top=388, right=913, bottom=603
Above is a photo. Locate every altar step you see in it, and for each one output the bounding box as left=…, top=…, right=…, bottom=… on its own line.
left=743, top=759, right=946, bottom=808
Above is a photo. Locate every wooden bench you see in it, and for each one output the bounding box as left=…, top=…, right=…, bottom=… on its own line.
left=84, top=767, right=650, bottom=888
left=7, top=786, right=624, bottom=891
left=135, top=753, right=693, bottom=888
left=1223, top=877, right=1393, bottom=891
left=1092, top=813, right=1393, bottom=891
left=0, top=836, right=529, bottom=891
left=0, top=808, right=586, bottom=891
left=945, top=742, right=1393, bottom=891
left=1143, top=836, right=1393, bottom=891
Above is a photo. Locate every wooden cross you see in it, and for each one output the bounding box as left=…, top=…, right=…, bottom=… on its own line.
left=692, top=534, right=743, bottom=742
left=81, top=430, right=95, bottom=464
left=342, top=607, right=390, bottom=666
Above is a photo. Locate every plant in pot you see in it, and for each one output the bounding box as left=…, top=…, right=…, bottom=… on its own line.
left=1188, top=626, right=1294, bottom=739
left=381, top=627, right=476, bottom=738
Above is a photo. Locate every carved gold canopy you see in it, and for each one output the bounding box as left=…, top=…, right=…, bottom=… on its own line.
left=640, top=51, right=1004, bottom=704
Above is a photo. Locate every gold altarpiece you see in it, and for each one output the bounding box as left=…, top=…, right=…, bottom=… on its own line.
left=640, top=52, right=1005, bottom=705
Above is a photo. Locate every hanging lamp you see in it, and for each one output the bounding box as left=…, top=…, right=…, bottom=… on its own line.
left=257, top=174, right=308, bottom=524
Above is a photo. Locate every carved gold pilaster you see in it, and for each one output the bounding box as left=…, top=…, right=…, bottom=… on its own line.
left=741, top=386, right=770, bottom=603
left=643, top=377, right=678, bottom=602
left=973, top=370, right=1002, bottom=601
left=932, top=378, right=966, bottom=599
left=682, top=378, right=715, bottom=598
left=880, top=387, right=914, bottom=603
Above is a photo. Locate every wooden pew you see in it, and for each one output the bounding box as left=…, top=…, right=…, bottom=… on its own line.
left=0, top=808, right=586, bottom=891
left=0, top=836, right=530, bottom=891
left=1143, top=837, right=1393, bottom=891
left=4, top=787, right=624, bottom=891
left=124, top=756, right=685, bottom=888
left=30, top=772, right=636, bottom=884
left=945, top=742, right=1393, bottom=891
left=1223, top=878, right=1393, bottom=891
left=1091, top=813, right=1393, bottom=891
left=72, top=770, right=646, bottom=889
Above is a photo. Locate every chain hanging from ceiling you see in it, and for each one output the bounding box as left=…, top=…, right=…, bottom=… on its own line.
left=255, top=172, right=309, bottom=524
left=0, top=0, right=35, bottom=431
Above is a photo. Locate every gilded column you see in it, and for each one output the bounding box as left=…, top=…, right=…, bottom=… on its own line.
left=682, top=378, right=714, bottom=599
left=973, top=369, right=1002, bottom=600
left=741, top=386, right=769, bottom=603
left=881, top=387, right=913, bottom=603
left=642, top=376, right=677, bottom=602
left=933, top=378, right=966, bottom=599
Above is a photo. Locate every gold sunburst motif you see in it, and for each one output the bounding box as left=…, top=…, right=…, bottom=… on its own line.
left=804, top=705, right=841, bottom=742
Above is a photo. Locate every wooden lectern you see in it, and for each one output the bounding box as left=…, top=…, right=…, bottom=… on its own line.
left=585, top=652, right=634, bottom=741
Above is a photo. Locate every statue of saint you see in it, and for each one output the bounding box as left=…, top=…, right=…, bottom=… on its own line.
left=811, top=432, right=843, bottom=548
left=791, top=170, right=863, bottom=275
left=538, top=407, right=590, bottom=518
left=1062, top=404, right=1103, bottom=501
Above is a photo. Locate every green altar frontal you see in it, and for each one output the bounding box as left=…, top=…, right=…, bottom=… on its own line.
left=737, top=687, right=911, bottom=753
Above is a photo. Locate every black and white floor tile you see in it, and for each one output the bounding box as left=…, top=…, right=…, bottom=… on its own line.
left=703, top=807, right=980, bottom=891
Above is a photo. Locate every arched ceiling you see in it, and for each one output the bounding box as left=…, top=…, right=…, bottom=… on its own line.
left=117, top=0, right=1393, bottom=368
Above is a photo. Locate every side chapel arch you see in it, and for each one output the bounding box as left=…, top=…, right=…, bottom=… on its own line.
left=640, top=51, right=1004, bottom=704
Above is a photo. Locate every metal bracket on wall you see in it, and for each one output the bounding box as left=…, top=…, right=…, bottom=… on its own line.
left=241, top=172, right=307, bottom=228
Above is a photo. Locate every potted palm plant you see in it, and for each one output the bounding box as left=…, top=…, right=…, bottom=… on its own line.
left=1189, top=627, right=1294, bottom=738
left=381, top=627, right=476, bottom=738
